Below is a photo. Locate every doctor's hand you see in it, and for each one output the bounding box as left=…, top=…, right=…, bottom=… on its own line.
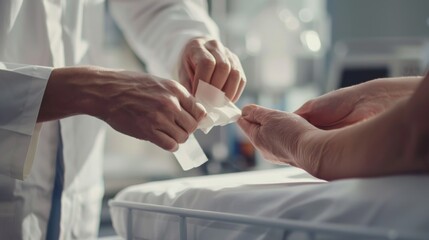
left=295, top=77, right=421, bottom=130
left=38, top=67, right=206, bottom=151
left=178, top=37, right=246, bottom=102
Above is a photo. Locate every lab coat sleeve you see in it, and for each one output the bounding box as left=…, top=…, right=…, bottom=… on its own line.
left=108, top=0, right=220, bottom=79
left=0, top=62, right=52, bottom=180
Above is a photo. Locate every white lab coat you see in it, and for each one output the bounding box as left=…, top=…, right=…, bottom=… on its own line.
left=0, top=0, right=218, bottom=239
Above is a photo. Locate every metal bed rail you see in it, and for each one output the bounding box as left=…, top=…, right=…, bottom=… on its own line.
left=109, top=200, right=428, bottom=240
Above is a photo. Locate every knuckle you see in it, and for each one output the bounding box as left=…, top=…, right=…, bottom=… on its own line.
left=199, top=57, right=216, bottom=69
left=231, top=53, right=240, bottom=62
left=206, top=39, right=220, bottom=48
left=151, top=111, right=164, bottom=125
left=166, top=82, right=189, bottom=99
left=164, top=100, right=179, bottom=112
left=229, top=68, right=241, bottom=79
left=158, top=95, right=173, bottom=106
left=241, top=75, right=247, bottom=83
left=177, top=132, right=189, bottom=144
left=164, top=80, right=180, bottom=92
left=217, top=61, right=231, bottom=72
left=189, top=38, right=201, bottom=46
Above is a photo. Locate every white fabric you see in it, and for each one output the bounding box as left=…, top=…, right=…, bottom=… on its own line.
left=174, top=134, right=208, bottom=170
left=111, top=168, right=429, bottom=240
left=0, top=0, right=218, bottom=239
left=109, top=0, right=219, bottom=80
left=173, top=80, right=241, bottom=170
left=196, top=80, right=242, bottom=134
left=0, top=63, right=51, bottom=180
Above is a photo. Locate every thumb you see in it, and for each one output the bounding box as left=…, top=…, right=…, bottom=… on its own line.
left=237, top=117, right=259, bottom=140
left=294, top=100, right=314, bottom=116
left=242, top=104, right=273, bottom=124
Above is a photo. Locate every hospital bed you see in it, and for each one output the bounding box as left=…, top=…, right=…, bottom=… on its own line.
left=109, top=167, right=429, bottom=240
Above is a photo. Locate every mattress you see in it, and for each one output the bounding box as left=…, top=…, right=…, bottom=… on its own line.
left=110, top=167, right=429, bottom=240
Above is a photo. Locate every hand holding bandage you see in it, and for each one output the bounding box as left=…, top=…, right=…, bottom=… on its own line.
left=173, top=80, right=241, bottom=170
left=174, top=36, right=246, bottom=170
left=179, top=37, right=247, bottom=103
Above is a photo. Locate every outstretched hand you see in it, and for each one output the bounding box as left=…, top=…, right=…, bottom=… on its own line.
left=238, top=73, right=429, bottom=180
left=237, top=105, right=326, bottom=176
left=295, top=77, right=420, bottom=129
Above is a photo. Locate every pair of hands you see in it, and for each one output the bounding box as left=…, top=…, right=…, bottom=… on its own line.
left=106, top=37, right=246, bottom=151
left=238, top=77, right=422, bottom=179
left=39, top=37, right=246, bottom=152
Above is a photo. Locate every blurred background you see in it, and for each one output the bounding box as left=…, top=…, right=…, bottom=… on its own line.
left=99, top=0, right=429, bottom=236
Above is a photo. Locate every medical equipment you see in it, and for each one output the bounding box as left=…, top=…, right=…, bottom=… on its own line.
left=327, top=38, right=428, bottom=92
left=108, top=168, right=429, bottom=240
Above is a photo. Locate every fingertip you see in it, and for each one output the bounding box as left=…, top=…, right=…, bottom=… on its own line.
left=293, top=107, right=305, bottom=115
left=195, top=102, right=207, bottom=120
left=198, top=102, right=206, bottom=110
left=170, top=143, right=179, bottom=152
left=294, top=100, right=314, bottom=116
left=154, top=130, right=179, bottom=152
left=241, top=104, right=258, bottom=118
left=161, top=140, right=178, bottom=152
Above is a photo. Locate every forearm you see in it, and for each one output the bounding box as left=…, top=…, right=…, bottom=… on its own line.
left=37, top=66, right=112, bottom=122
left=317, top=89, right=429, bottom=180
left=368, top=76, right=421, bottom=99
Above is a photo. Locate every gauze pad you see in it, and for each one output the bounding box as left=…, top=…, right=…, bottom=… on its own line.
left=173, top=134, right=207, bottom=170
left=173, top=80, right=242, bottom=170
left=196, top=80, right=242, bottom=134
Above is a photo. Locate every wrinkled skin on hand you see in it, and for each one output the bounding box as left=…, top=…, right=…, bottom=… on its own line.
left=178, top=37, right=247, bottom=102
left=295, top=77, right=420, bottom=129
left=237, top=105, right=325, bottom=175
left=237, top=76, right=429, bottom=180
left=97, top=71, right=207, bottom=151
left=40, top=67, right=207, bottom=152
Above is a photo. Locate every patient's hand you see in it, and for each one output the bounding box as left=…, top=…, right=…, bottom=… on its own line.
left=237, top=105, right=325, bottom=175
left=295, top=77, right=421, bottom=129
left=238, top=76, right=429, bottom=180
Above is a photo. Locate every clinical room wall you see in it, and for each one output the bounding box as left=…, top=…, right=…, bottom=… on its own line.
left=327, top=0, right=429, bottom=43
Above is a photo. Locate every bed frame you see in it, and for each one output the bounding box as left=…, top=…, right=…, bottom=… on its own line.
left=109, top=200, right=427, bottom=240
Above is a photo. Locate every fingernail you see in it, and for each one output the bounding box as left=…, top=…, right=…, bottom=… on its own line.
left=196, top=102, right=207, bottom=116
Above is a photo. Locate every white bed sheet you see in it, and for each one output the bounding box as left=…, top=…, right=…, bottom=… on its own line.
left=110, top=167, right=429, bottom=240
